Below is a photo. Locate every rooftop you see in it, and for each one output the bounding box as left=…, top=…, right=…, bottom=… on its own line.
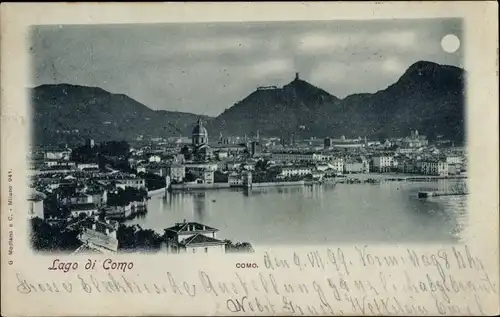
left=165, top=221, right=218, bottom=234
left=180, top=233, right=226, bottom=246
left=70, top=203, right=97, bottom=211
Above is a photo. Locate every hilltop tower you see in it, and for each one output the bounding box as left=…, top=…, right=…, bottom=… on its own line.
left=295, top=72, right=300, bottom=80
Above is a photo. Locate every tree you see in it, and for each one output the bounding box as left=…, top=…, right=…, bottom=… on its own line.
left=214, top=171, right=228, bottom=183
left=255, top=159, right=271, bottom=172
left=30, top=218, right=80, bottom=252
left=224, top=239, right=254, bottom=253
left=108, top=186, right=147, bottom=206
left=99, top=141, right=130, bottom=157
left=184, top=171, right=197, bottom=183
left=144, top=173, right=166, bottom=190
left=116, top=224, right=162, bottom=252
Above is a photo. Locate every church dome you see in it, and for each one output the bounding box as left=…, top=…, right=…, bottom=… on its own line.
left=192, top=118, right=208, bottom=136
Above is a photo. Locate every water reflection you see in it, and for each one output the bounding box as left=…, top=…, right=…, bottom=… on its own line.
left=126, top=180, right=468, bottom=245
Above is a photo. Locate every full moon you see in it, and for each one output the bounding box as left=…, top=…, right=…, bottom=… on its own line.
left=441, top=34, right=460, bottom=53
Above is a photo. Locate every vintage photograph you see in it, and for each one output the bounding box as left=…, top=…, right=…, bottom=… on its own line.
left=28, top=18, right=467, bottom=255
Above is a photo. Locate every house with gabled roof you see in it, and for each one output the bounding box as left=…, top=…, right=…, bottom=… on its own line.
left=163, top=220, right=226, bottom=254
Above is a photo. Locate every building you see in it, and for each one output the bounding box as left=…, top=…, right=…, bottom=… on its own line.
left=148, top=155, right=161, bottom=163
left=73, top=216, right=119, bottom=253
left=85, top=139, right=95, bottom=149
left=115, top=177, right=145, bottom=190
left=216, top=151, right=229, bottom=160
left=168, top=164, right=186, bottom=183
left=163, top=221, right=226, bottom=254
left=228, top=172, right=243, bottom=187
left=103, top=204, right=132, bottom=219
left=395, top=130, right=429, bottom=148
left=77, top=162, right=99, bottom=170
left=445, top=155, right=462, bottom=164
left=324, top=137, right=332, bottom=149
left=397, top=159, right=419, bottom=174
left=344, top=160, right=364, bottom=174
left=44, top=149, right=71, bottom=160
left=69, top=193, right=93, bottom=205
left=192, top=118, right=208, bottom=147
left=181, top=118, right=214, bottom=162
left=28, top=192, right=45, bottom=219
left=278, top=165, right=313, bottom=178
left=272, top=152, right=330, bottom=163
left=69, top=203, right=98, bottom=218
left=330, top=158, right=345, bottom=173
left=372, top=155, right=394, bottom=172
left=85, top=188, right=108, bottom=207
left=203, top=170, right=214, bottom=184
left=448, top=164, right=462, bottom=176
left=45, top=160, right=76, bottom=168
left=250, top=141, right=261, bottom=157
left=420, top=159, right=449, bottom=176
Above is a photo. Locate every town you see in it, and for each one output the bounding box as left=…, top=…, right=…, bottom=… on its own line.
left=28, top=117, right=467, bottom=255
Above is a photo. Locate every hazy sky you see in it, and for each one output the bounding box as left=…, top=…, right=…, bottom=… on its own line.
left=31, top=19, right=462, bottom=116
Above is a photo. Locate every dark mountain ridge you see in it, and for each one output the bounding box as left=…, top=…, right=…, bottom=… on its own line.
left=32, top=60, right=465, bottom=146
left=31, top=84, right=211, bottom=146
left=208, top=60, right=465, bottom=143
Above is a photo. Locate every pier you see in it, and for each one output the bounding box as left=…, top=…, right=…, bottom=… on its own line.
left=417, top=191, right=468, bottom=198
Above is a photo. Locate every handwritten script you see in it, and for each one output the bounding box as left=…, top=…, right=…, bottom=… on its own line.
left=12, top=245, right=498, bottom=315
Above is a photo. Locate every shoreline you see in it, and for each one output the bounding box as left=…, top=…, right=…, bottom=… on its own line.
left=152, top=174, right=467, bottom=193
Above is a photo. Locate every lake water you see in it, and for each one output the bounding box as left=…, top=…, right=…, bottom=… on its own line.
left=126, top=180, right=468, bottom=245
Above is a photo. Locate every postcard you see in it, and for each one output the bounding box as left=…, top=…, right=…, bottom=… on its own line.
left=1, top=2, right=499, bottom=316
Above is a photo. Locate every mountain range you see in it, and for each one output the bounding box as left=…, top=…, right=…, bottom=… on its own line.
left=31, top=84, right=211, bottom=146
left=31, top=60, right=465, bottom=146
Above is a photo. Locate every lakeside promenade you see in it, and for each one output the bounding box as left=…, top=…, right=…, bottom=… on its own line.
left=164, top=173, right=466, bottom=192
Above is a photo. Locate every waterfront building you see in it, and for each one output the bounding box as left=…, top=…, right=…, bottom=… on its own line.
left=242, top=171, right=252, bottom=188
left=372, top=155, right=394, bottom=172
left=203, top=170, right=214, bottom=184
left=163, top=221, right=226, bottom=254
left=344, top=160, right=365, bottom=174
left=115, top=177, right=146, bottom=190
left=228, top=172, right=243, bottom=187
left=448, top=164, right=462, bottom=176
left=272, top=151, right=329, bottom=163
left=145, top=164, right=168, bottom=177
left=420, top=159, right=449, bottom=176
left=397, top=159, right=419, bottom=174
left=278, top=165, right=313, bottom=178
left=103, top=204, right=132, bottom=219
left=330, top=158, right=345, bottom=173
left=168, top=163, right=186, bottom=183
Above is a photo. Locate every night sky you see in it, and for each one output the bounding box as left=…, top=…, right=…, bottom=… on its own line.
left=31, top=18, right=462, bottom=116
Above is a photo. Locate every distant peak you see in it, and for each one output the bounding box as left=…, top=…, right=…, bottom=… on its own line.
left=404, top=60, right=463, bottom=75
